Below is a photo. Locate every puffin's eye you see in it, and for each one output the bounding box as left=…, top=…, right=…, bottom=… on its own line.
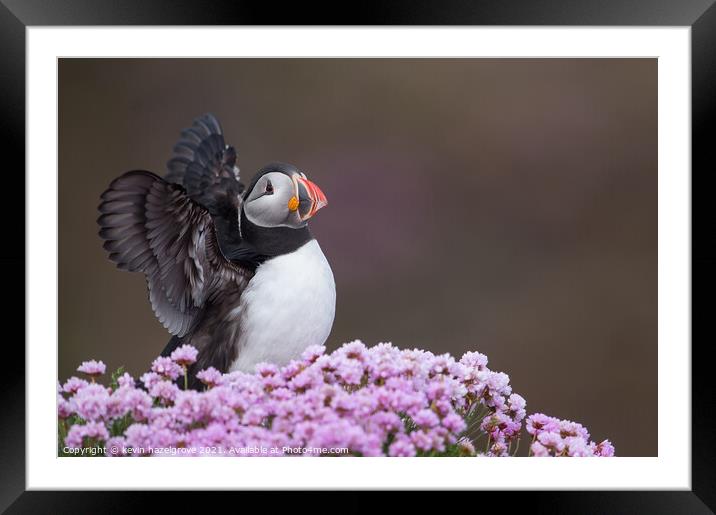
left=265, top=180, right=274, bottom=195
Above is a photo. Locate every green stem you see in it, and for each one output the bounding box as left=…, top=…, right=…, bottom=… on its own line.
left=512, top=437, right=521, bottom=457
left=183, top=365, right=188, bottom=390
left=527, top=434, right=536, bottom=457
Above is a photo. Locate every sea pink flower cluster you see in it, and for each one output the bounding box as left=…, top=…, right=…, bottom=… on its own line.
left=525, top=413, right=615, bottom=457
left=57, top=341, right=614, bottom=457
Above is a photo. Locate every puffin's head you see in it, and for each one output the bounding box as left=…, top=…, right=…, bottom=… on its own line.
left=242, top=162, right=327, bottom=229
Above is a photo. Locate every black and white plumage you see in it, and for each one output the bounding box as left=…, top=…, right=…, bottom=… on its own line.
left=98, top=114, right=335, bottom=389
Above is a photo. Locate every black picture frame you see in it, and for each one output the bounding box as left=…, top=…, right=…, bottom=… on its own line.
left=2, top=0, right=713, bottom=512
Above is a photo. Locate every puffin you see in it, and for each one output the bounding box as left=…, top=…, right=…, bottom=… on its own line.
left=98, top=113, right=336, bottom=389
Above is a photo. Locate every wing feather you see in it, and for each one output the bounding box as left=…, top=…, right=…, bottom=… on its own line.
left=98, top=170, right=250, bottom=337
left=164, top=113, right=245, bottom=262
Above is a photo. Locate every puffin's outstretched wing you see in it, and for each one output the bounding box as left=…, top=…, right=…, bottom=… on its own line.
left=165, top=113, right=244, bottom=251
left=98, top=170, right=251, bottom=337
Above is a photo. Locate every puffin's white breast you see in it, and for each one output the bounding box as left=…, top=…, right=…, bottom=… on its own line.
left=228, top=239, right=336, bottom=373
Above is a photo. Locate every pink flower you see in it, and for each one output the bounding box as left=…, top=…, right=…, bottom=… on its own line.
left=124, top=423, right=153, bottom=453
left=150, top=380, right=181, bottom=403
left=65, top=421, right=109, bottom=449
left=57, top=393, right=73, bottom=419
left=340, top=340, right=368, bottom=361
left=413, top=409, right=440, bottom=429
left=196, top=367, right=223, bottom=388
left=526, top=413, right=560, bottom=436
left=255, top=363, right=281, bottom=377
left=489, top=437, right=509, bottom=457
left=108, top=386, right=152, bottom=421
left=116, top=372, right=135, bottom=389
left=300, top=344, right=326, bottom=363
left=530, top=441, right=550, bottom=457
left=170, top=344, right=198, bottom=366
left=460, top=351, right=488, bottom=371
left=410, top=429, right=435, bottom=451
left=140, top=372, right=162, bottom=390
left=106, top=436, right=126, bottom=456
left=441, top=412, right=466, bottom=433
left=564, top=436, right=592, bottom=457
left=537, top=431, right=565, bottom=455
left=369, top=411, right=402, bottom=433
left=507, top=393, right=527, bottom=423
left=388, top=434, right=416, bottom=457
left=62, top=377, right=89, bottom=395
left=479, top=370, right=512, bottom=401
left=151, top=357, right=183, bottom=380
left=558, top=419, right=590, bottom=441
left=481, top=411, right=520, bottom=441
left=70, top=383, right=110, bottom=421
left=333, top=357, right=365, bottom=385
left=77, top=360, right=106, bottom=377
left=173, top=390, right=208, bottom=425
left=595, top=439, right=615, bottom=457
left=58, top=341, right=615, bottom=458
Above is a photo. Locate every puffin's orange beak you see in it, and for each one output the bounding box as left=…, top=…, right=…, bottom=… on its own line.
left=294, top=175, right=328, bottom=221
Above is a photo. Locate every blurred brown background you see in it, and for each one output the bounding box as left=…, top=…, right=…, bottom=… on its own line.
left=59, top=58, right=656, bottom=456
